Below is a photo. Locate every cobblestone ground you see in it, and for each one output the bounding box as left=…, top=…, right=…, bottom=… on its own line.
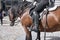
left=0, top=16, right=60, bottom=40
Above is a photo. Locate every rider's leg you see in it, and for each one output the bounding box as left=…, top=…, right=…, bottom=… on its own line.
left=32, top=11, right=39, bottom=31
left=34, top=0, right=49, bottom=13
left=30, top=0, right=49, bottom=31
left=29, top=5, right=36, bottom=16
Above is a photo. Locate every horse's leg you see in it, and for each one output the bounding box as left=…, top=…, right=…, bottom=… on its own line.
left=26, top=31, right=32, bottom=40
left=10, top=14, right=17, bottom=26
left=24, top=27, right=32, bottom=40
left=36, top=31, right=40, bottom=40
left=25, top=30, right=32, bottom=40
left=10, top=16, right=15, bottom=26
left=9, top=13, right=15, bottom=26
left=10, top=20, right=15, bottom=26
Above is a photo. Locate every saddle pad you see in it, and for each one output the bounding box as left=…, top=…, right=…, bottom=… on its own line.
left=44, top=5, right=57, bottom=11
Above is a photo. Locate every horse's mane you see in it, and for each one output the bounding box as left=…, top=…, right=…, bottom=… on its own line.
left=19, top=2, right=31, bottom=16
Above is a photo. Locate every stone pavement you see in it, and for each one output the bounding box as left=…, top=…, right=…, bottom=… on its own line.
left=0, top=16, right=25, bottom=40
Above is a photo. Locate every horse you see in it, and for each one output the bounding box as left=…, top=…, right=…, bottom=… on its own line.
left=8, top=1, right=60, bottom=40
left=17, top=6, right=60, bottom=40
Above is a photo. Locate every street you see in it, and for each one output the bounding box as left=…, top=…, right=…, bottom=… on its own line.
left=0, top=16, right=60, bottom=40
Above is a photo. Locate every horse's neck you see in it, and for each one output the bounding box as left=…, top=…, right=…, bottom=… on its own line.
left=20, top=8, right=30, bottom=18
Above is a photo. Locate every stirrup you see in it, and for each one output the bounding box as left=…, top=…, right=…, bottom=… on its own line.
left=27, top=26, right=39, bottom=32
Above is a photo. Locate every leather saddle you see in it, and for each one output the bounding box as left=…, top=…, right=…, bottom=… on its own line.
left=40, top=5, right=58, bottom=20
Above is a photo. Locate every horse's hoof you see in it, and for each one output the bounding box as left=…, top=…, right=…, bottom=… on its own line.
left=35, top=39, right=40, bottom=40
left=10, top=23, right=14, bottom=26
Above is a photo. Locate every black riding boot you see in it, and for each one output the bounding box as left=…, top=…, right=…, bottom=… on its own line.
left=30, top=11, right=39, bottom=32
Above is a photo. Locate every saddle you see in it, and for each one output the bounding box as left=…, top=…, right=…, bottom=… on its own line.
left=40, top=5, right=58, bottom=20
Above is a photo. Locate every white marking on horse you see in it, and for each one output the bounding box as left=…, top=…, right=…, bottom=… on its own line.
left=21, top=12, right=27, bottom=19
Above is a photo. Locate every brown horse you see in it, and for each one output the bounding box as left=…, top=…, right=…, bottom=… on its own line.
left=18, top=6, right=60, bottom=40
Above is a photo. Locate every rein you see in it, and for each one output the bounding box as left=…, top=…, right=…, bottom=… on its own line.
left=18, top=2, right=31, bottom=17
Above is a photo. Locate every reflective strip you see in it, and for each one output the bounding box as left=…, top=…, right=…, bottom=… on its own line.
left=33, top=1, right=37, bottom=5
left=26, top=0, right=34, bottom=2
left=23, top=0, right=24, bottom=1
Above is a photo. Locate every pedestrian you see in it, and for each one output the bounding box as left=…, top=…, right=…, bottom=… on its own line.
left=0, top=9, right=3, bottom=25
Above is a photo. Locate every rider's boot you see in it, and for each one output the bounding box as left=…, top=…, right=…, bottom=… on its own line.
left=30, top=11, right=39, bottom=32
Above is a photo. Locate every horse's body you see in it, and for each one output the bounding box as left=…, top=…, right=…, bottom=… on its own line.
left=20, top=6, right=60, bottom=40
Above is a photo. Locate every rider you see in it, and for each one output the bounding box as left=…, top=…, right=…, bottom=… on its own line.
left=29, top=0, right=55, bottom=31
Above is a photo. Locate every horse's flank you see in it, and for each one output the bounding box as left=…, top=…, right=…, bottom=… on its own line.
left=20, top=6, right=60, bottom=32
left=41, top=6, right=60, bottom=32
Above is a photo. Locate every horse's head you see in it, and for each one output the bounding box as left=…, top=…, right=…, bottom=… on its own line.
left=8, top=5, right=26, bottom=26
left=8, top=6, right=20, bottom=26
left=8, top=1, right=31, bottom=26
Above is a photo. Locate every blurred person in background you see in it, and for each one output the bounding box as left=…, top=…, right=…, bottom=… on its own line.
left=0, top=9, right=4, bottom=25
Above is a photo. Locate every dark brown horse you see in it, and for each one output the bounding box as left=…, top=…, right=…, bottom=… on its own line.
left=8, top=7, right=19, bottom=26
left=8, top=1, right=31, bottom=26
left=18, top=6, right=60, bottom=40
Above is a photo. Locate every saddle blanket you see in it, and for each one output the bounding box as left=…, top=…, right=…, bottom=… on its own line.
left=44, top=5, right=58, bottom=11
left=39, top=5, right=58, bottom=20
